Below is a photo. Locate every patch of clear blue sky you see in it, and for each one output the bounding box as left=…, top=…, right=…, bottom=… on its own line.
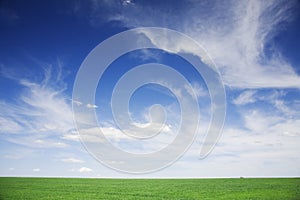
left=0, top=0, right=124, bottom=97
left=266, top=7, right=300, bottom=74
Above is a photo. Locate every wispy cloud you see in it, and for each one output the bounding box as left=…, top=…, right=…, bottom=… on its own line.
left=233, top=89, right=300, bottom=117
left=61, top=158, right=85, bottom=163
left=233, top=90, right=257, bottom=105
left=89, top=0, right=300, bottom=89
left=243, top=110, right=283, bottom=133
left=33, top=139, right=69, bottom=148
left=0, top=64, right=74, bottom=148
left=61, top=131, right=81, bottom=142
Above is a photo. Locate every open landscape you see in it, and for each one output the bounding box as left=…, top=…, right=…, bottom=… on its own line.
left=1, top=1, right=300, bottom=200
left=0, top=177, right=299, bottom=199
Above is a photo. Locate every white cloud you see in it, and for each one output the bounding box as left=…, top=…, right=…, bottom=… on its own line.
left=211, top=125, right=300, bottom=161
left=233, top=90, right=257, bottom=105
left=132, top=122, right=171, bottom=134
left=0, top=115, right=24, bottom=134
left=186, top=0, right=300, bottom=89
left=86, top=103, right=98, bottom=108
left=75, top=122, right=177, bottom=154
left=122, top=0, right=134, bottom=6
left=0, top=81, right=74, bottom=134
left=95, top=0, right=300, bottom=89
left=34, top=139, right=68, bottom=148
left=157, top=119, right=300, bottom=177
left=33, top=168, right=40, bottom=172
left=18, top=79, right=74, bottom=132
left=61, top=133, right=81, bottom=142
left=0, top=66, right=75, bottom=148
left=72, top=100, right=83, bottom=106
left=61, top=158, right=85, bottom=163
left=185, top=82, right=207, bottom=99
left=272, top=99, right=297, bottom=116
left=244, top=110, right=283, bottom=133
left=270, top=119, right=300, bottom=137
left=78, top=167, right=93, bottom=173
left=237, top=90, right=300, bottom=117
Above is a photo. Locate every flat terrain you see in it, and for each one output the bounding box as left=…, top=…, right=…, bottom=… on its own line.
left=0, top=177, right=299, bottom=199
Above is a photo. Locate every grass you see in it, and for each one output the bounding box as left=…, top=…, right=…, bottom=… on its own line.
left=0, top=177, right=299, bottom=199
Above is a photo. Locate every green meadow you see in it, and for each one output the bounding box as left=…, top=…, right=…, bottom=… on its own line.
left=0, top=177, right=299, bottom=199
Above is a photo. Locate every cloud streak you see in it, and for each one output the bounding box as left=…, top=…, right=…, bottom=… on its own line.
left=233, top=90, right=257, bottom=105
left=61, top=158, right=85, bottom=163
left=0, top=65, right=74, bottom=148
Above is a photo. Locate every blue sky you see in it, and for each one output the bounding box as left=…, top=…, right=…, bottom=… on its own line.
left=0, top=0, right=300, bottom=177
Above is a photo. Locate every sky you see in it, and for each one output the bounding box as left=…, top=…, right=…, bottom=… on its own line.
left=0, top=0, right=300, bottom=177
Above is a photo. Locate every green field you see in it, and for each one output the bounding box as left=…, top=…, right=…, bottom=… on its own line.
left=0, top=177, right=299, bottom=199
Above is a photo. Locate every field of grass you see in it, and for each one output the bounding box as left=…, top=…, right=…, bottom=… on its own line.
left=0, top=177, right=299, bottom=199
